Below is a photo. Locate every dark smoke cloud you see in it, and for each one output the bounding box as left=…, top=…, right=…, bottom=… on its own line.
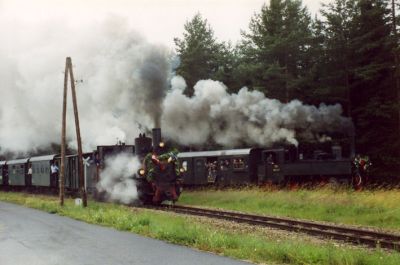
left=136, top=48, right=170, bottom=128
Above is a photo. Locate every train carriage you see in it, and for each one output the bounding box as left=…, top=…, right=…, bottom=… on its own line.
left=257, top=147, right=352, bottom=185
left=178, top=148, right=263, bottom=186
left=30, top=154, right=57, bottom=188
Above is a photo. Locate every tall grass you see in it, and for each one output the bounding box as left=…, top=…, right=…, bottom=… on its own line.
left=179, top=187, right=400, bottom=230
left=1, top=192, right=400, bottom=265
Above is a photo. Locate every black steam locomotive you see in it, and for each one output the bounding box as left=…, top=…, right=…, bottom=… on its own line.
left=133, top=128, right=182, bottom=204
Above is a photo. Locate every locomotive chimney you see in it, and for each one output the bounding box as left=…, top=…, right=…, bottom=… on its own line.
left=152, top=128, right=161, bottom=150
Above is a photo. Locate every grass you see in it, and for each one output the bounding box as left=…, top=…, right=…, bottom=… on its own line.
left=178, top=187, right=400, bottom=230
left=1, top=191, right=400, bottom=265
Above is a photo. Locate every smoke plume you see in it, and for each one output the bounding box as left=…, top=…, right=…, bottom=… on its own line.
left=161, top=77, right=351, bottom=147
left=0, top=16, right=171, bottom=155
left=96, top=153, right=140, bottom=204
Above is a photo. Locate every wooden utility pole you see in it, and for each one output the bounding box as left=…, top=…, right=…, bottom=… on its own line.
left=60, top=57, right=87, bottom=207
left=60, top=59, right=68, bottom=206
left=68, top=59, right=87, bottom=207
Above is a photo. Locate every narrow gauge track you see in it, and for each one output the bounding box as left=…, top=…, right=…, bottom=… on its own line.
left=149, top=204, right=400, bottom=251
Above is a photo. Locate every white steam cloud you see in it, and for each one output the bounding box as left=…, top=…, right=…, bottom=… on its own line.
left=96, top=153, right=140, bottom=204
left=161, top=77, right=350, bottom=147
left=0, top=16, right=170, bottom=155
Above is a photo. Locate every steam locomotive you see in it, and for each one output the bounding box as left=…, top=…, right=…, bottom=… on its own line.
left=133, top=128, right=182, bottom=204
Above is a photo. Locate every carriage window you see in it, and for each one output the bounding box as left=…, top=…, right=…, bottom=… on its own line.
left=265, top=152, right=277, bottom=164
left=219, top=159, right=230, bottom=171
left=41, top=167, right=44, bottom=173
left=20, top=165, right=24, bottom=169
left=233, top=158, right=246, bottom=169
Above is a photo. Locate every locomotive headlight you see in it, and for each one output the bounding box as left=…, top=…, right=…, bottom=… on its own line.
left=139, top=169, right=145, bottom=176
left=180, top=168, right=185, bottom=173
left=159, top=142, right=165, bottom=148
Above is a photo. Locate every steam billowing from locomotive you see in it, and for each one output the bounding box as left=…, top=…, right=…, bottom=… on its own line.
left=0, top=16, right=350, bottom=156
left=96, top=153, right=140, bottom=204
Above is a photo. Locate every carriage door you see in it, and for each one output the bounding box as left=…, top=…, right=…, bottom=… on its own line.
left=217, top=157, right=231, bottom=185
left=194, top=158, right=207, bottom=185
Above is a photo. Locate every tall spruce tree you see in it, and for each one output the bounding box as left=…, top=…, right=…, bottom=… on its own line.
left=350, top=0, right=399, bottom=175
left=239, top=0, right=313, bottom=102
left=321, top=0, right=398, bottom=176
left=174, top=13, right=231, bottom=96
left=319, top=0, right=358, bottom=115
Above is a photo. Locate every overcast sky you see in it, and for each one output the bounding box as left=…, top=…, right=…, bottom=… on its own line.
left=2, top=0, right=332, bottom=47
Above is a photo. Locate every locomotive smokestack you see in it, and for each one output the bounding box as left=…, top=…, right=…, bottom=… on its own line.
left=152, top=128, right=161, bottom=150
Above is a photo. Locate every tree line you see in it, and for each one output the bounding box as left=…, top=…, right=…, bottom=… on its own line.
left=174, top=0, right=400, bottom=177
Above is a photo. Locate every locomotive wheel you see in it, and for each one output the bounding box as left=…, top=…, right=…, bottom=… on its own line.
left=352, top=173, right=363, bottom=190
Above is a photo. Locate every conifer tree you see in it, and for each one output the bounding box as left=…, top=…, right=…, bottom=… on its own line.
left=174, top=13, right=230, bottom=96
left=239, top=0, right=313, bottom=102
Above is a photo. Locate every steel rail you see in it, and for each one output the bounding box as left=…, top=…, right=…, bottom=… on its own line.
left=150, top=204, right=400, bottom=251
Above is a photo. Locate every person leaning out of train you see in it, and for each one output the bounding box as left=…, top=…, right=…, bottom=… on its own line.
left=50, top=162, right=59, bottom=186
left=27, top=164, right=32, bottom=186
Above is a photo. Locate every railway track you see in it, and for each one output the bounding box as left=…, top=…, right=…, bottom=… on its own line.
left=152, top=204, right=400, bottom=251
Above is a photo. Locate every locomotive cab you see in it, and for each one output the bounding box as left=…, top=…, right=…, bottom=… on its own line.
left=258, top=149, right=285, bottom=185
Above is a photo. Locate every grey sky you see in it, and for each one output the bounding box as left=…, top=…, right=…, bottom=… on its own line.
left=2, top=0, right=332, bottom=47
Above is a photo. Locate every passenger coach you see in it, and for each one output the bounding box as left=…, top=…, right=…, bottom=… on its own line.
left=178, top=148, right=263, bottom=186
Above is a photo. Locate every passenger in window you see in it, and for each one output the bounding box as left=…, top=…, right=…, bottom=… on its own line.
left=50, top=161, right=59, bottom=187
left=27, top=164, right=32, bottom=186
left=238, top=158, right=245, bottom=169
left=267, top=154, right=275, bottom=165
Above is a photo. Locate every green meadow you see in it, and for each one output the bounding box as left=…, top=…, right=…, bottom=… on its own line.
left=179, top=187, right=400, bottom=230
